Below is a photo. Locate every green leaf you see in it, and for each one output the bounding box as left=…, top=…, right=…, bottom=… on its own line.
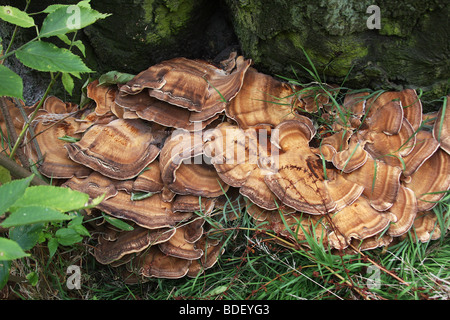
left=58, top=135, right=80, bottom=143
left=47, top=237, right=59, bottom=258
left=0, top=237, right=30, bottom=260
left=15, top=41, right=92, bottom=73
left=55, top=228, right=82, bottom=246
left=0, top=65, right=24, bottom=100
left=61, top=72, right=74, bottom=95
left=70, top=223, right=90, bottom=237
left=101, top=213, right=134, bottom=231
left=39, top=5, right=110, bottom=38
left=0, top=175, right=33, bottom=216
left=0, top=6, right=35, bottom=28
left=26, top=271, right=38, bottom=286
left=10, top=185, right=91, bottom=213
left=56, top=33, right=86, bottom=57
left=131, top=191, right=155, bottom=201
left=1, top=206, right=73, bottom=228
left=98, top=71, right=136, bottom=86
left=8, top=223, right=45, bottom=250
left=0, top=260, right=11, bottom=290
left=68, top=215, right=90, bottom=237
left=0, top=165, right=11, bottom=184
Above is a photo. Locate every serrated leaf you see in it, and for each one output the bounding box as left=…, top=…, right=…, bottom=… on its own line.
left=0, top=237, right=30, bottom=261
left=61, top=72, right=74, bottom=95
left=98, top=71, right=136, bottom=86
left=40, top=5, right=110, bottom=38
left=0, top=260, right=11, bottom=290
left=0, top=65, right=24, bottom=100
left=9, top=223, right=45, bottom=250
left=0, top=175, right=33, bottom=216
left=15, top=41, right=92, bottom=73
left=10, top=185, right=92, bottom=213
left=47, top=237, right=59, bottom=258
left=55, top=228, right=82, bottom=246
left=1, top=206, right=73, bottom=228
left=0, top=6, right=35, bottom=28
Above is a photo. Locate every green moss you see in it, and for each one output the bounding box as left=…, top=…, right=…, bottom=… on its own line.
left=283, top=32, right=369, bottom=78
left=379, top=18, right=405, bottom=37
left=143, top=0, right=196, bottom=45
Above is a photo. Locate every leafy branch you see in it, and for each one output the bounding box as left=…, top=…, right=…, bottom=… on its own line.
left=0, top=0, right=110, bottom=291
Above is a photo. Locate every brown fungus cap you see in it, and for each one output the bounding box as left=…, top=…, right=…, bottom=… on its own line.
left=328, top=196, right=396, bottom=250
left=331, top=135, right=368, bottom=173
left=115, top=90, right=219, bottom=131
left=120, top=54, right=251, bottom=115
left=187, top=237, right=225, bottom=278
left=404, top=148, right=450, bottom=211
left=158, top=224, right=204, bottom=260
left=386, top=186, right=417, bottom=237
left=362, top=98, right=404, bottom=135
left=134, top=246, right=191, bottom=279
left=324, top=169, right=364, bottom=213
left=26, top=112, right=91, bottom=179
left=363, top=117, right=416, bottom=168
left=204, top=122, right=281, bottom=210
left=63, top=172, right=193, bottom=229
left=343, top=157, right=402, bottom=212
left=263, top=119, right=337, bottom=214
left=93, top=226, right=176, bottom=265
left=405, top=211, right=443, bottom=243
left=172, top=195, right=216, bottom=215
left=225, top=68, right=298, bottom=129
left=159, top=130, right=229, bottom=198
left=401, top=130, right=440, bottom=177
left=65, top=118, right=164, bottom=180
left=132, top=160, right=164, bottom=193
left=87, top=79, right=118, bottom=116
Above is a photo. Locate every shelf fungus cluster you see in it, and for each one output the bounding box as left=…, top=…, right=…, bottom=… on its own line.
left=16, top=53, right=450, bottom=281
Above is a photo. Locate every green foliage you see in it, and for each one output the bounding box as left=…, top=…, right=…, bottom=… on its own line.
left=0, top=0, right=110, bottom=99
left=15, top=41, right=92, bottom=73
left=0, top=65, right=24, bottom=99
left=0, top=176, right=103, bottom=289
left=0, top=5, right=34, bottom=28
left=0, top=2, right=108, bottom=291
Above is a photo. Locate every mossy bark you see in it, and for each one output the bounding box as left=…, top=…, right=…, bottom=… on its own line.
left=225, top=0, right=449, bottom=106
left=83, top=0, right=232, bottom=74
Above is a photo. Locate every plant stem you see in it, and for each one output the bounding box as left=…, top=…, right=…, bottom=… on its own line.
left=8, top=73, right=59, bottom=160
left=2, top=0, right=32, bottom=59
left=0, top=152, right=48, bottom=185
left=0, top=98, right=30, bottom=168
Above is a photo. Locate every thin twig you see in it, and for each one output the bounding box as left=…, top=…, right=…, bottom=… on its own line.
left=0, top=152, right=48, bottom=185
left=9, top=73, right=59, bottom=160
left=0, top=98, right=30, bottom=168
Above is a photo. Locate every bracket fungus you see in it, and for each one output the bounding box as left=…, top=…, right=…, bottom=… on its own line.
left=12, top=53, right=448, bottom=281
left=65, top=118, right=164, bottom=180
left=25, top=96, right=91, bottom=179
left=120, top=53, right=251, bottom=118
left=225, top=67, right=299, bottom=129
